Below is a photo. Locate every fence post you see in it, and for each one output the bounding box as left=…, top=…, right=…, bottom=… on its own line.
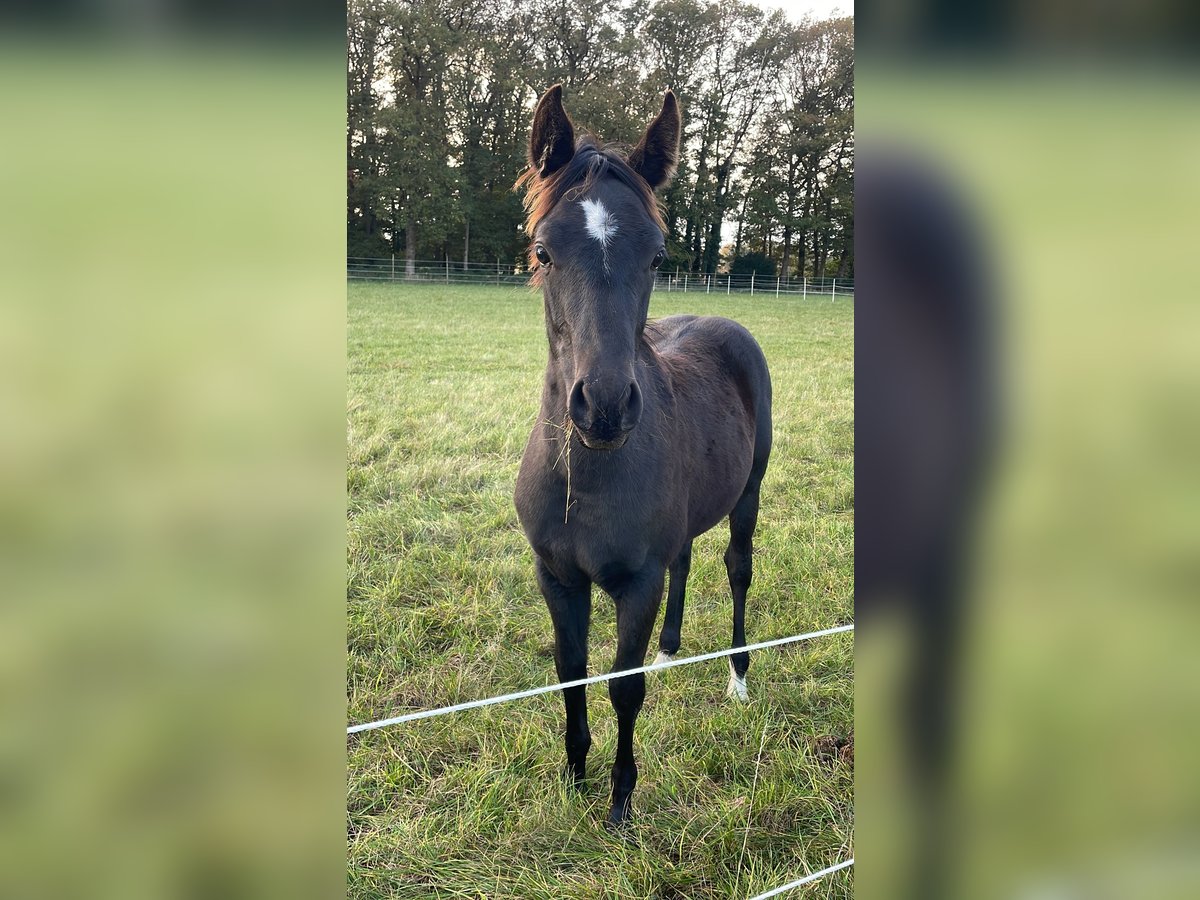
left=803, top=277, right=807, bottom=301
left=750, top=272, right=755, bottom=295
left=727, top=275, right=731, bottom=295
left=776, top=276, right=780, bottom=297
left=445, top=256, right=449, bottom=284
left=706, top=275, right=711, bottom=294
left=832, top=278, right=836, bottom=302
left=684, top=273, right=688, bottom=293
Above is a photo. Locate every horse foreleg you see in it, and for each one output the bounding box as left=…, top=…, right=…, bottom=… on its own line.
left=655, top=540, right=692, bottom=662
left=607, top=568, right=664, bottom=828
left=535, top=557, right=592, bottom=788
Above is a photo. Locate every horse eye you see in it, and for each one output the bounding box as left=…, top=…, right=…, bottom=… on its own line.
left=651, top=248, right=666, bottom=269
left=535, top=244, right=552, bottom=267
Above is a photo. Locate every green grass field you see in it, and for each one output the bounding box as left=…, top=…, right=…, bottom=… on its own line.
left=347, top=282, right=854, bottom=899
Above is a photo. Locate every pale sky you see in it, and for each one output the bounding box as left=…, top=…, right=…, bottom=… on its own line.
left=753, top=0, right=851, bottom=23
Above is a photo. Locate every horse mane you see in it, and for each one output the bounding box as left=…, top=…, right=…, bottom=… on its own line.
left=515, top=136, right=667, bottom=282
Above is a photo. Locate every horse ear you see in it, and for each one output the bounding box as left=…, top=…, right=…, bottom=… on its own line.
left=529, top=84, right=576, bottom=178
left=628, top=90, right=681, bottom=190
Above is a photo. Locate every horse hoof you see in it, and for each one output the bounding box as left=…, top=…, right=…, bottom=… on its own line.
left=604, top=815, right=638, bottom=845
left=562, top=765, right=587, bottom=792
left=653, top=650, right=675, bottom=666
left=726, top=659, right=749, bottom=702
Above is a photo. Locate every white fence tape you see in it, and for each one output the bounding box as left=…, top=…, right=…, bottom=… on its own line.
left=745, top=858, right=855, bottom=899
left=348, top=623, right=853, bottom=735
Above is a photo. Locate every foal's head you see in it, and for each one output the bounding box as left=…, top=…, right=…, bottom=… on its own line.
left=517, top=85, right=681, bottom=450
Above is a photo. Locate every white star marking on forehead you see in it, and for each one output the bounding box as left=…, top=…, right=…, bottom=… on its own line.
left=580, top=198, right=617, bottom=247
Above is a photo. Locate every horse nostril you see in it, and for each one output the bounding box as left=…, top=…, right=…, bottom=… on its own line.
left=569, top=377, right=640, bottom=441
left=623, top=381, right=643, bottom=428
left=568, top=379, right=589, bottom=428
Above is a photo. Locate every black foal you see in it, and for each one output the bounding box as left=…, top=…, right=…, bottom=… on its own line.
left=514, top=85, right=773, bottom=827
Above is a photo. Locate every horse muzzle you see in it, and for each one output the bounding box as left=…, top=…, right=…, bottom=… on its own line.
left=568, top=376, right=642, bottom=451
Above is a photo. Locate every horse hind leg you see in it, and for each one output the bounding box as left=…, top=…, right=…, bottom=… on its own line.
left=724, top=478, right=761, bottom=702
left=655, top=540, right=692, bottom=664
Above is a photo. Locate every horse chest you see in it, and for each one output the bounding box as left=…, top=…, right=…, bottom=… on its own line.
left=515, top=458, right=679, bottom=584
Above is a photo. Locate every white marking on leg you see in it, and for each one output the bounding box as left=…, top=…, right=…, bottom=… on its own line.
left=726, top=657, right=749, bottom=702
left=653, top=650, right=675, bottom=666
left=579, top=198, right=617, bottom=271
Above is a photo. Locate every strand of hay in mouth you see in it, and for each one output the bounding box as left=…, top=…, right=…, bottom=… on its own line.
left=544, top=415, right=575, bottom=524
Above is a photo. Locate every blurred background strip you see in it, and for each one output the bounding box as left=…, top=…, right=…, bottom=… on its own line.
left=855, top=1, right=1200, bottom=897
left=0, top=3, right=347, bottom=899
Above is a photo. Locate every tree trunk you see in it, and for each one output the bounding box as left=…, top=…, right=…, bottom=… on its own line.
left=781, top=189, right=795, bottom=279
left=405, top=212, right=416, bottom=277
left=702, top=160, right=734, bottom=273
left=799, top=176, right=815, bottom=279
left=836, top=247, right=852, bottom=278
left=734, top=188, right=752, bottom=259
left=704, top=217, right=722, bottom=275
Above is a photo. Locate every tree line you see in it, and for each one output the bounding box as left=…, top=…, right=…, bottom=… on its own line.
left=348, top=0, right=853, bottom=279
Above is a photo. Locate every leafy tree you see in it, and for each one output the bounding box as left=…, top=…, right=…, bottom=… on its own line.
left=347, top=0, right=391, bottom=258
left=729, top=251, right=776, bottom=277
left=346, top=1, right=853, bottom=281
left=735, top=14, right=853, bottom=279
